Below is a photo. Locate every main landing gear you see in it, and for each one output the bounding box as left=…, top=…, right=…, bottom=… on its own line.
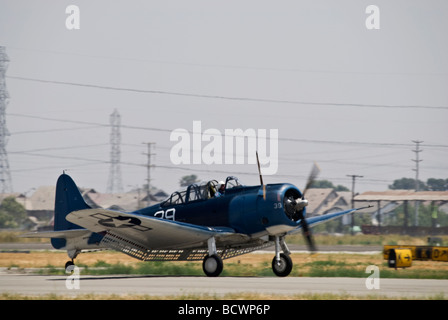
left=203, top=254, right=223, bottom=277
left=271, top=236, right=293, bottom=277
left=203, top=237, right=224, bottom=277
left=65, top=249, right=80, bottom=272
left=202, top=236, right=293, bottom=277
left=65, top=260, right=75, bottom=270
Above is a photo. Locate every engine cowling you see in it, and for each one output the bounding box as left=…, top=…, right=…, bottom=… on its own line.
left=282, top=187, right=306, bottom=222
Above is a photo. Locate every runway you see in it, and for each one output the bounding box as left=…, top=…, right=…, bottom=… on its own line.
left=1, top=243, right=445, bottom=299
left=1, top=272, right=447, bottom=299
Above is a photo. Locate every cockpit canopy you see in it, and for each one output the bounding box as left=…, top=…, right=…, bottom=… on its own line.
left=161, top=176, right=243, bottom=207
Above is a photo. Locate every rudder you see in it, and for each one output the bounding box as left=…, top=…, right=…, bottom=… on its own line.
left=54, top=173, right=91, bottom=232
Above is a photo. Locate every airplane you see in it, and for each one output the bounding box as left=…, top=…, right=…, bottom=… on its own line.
left=23, top=157, right=371, bottom=277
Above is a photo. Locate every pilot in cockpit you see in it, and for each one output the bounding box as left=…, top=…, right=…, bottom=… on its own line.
left=214, top=181, right=226, bottom=197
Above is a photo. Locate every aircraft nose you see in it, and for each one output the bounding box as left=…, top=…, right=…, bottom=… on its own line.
left=282, top=187, right=303, bottom=222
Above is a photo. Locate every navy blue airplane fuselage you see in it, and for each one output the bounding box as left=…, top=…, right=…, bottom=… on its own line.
left=132, top=177, right=304, bottom=236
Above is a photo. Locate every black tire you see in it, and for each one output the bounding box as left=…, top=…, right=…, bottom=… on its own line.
left=272, top=253, right=293, bottom=277
left=65, top=260, right=75, bottom=273
left=202, top=254, right=223, bottom=277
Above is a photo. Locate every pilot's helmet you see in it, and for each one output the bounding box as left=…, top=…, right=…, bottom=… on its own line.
left=218, top=181, right=225, bottom=187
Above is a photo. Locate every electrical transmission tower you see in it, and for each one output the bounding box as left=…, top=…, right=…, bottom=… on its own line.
left=142, top=142, right=156, bottom=206
left=0, top=46, right=13, bottom=193
left=412, top=140, right=423, bottom=226
left=106, top=109, right=123, bottom=193
left=411, top=140, right=423, bottom=191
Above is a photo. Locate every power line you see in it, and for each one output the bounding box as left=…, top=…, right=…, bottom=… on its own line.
left=8, top=46, right=448, bottom=77
left=7, top=112, right=447, bottom=176
left=6, top=75, right=448, bottom=110
left=11, top=125, right=104, bottom=135
left=9, top=143, right=108, bottom=154
left=8, top=112, right=448, bottom=150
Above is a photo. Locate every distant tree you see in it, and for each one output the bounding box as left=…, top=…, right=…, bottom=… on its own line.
left=179, top=175, right=200, bottom=187
left=0, top=197, right=27, bottom=229
left=335, top=185, right=350, bottom=192
left=426, top=178, right=448, bottom=191
left=388, top=178, right=427, bottom=190
left=311, top=180, right=333, bottom=189
left=389, top=177, right=448, bottom=191
left=311, top=180, right=349, bottom=192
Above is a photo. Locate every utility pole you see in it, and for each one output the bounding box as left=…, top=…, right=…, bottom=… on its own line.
left=143, top=142, right=156, bottom=206
left=347, top=174, right=363, bottom=235
left=412, top=140, right=423, bottom=226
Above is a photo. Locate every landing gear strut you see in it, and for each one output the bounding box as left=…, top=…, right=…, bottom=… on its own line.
left=272, top=236, right=293, bottom=277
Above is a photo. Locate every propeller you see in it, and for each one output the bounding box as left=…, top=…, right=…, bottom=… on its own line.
left=256, top=151, right=266, bottom=200
left=256, top=151, right=319, bottom=252
left=293, top=162, right=321, bottom=253
left=297, top=207, right=317, bottom=252
left=302, top=162, right=321, bottom=198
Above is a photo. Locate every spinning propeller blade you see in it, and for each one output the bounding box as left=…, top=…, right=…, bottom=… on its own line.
left=297, top=209, right=317, bottom=252
left=298, top=162, right=320, bottom=252
left=302, top=162, right=321, bottom=198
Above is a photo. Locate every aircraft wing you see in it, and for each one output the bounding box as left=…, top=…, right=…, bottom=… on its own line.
left=66, top=208, right=245, bottom=250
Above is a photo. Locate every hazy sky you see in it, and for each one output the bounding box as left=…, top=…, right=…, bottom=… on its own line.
left=0, top=0, right=447, bottom=195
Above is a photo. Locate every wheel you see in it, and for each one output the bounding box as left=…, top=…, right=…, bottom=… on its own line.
left=65, top=260, right=75, bottom=273
left=272, top=253, right=293, bottom=277
left=202, top=254, right=223, bottom=277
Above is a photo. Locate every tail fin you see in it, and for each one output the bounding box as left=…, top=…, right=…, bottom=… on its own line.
left=54, top=173, right=91, bottom=231
left=21, top=173, right=93, bottom=249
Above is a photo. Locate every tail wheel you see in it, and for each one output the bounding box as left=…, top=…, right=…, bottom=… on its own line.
left=202, top=254, right=223, bottom=277
left=272, top=253, right=293, bottom=277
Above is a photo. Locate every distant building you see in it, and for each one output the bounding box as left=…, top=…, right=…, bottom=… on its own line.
left=305, top=188, right=351, bottom=216
left=1, top=185, right=168, bottom=230
left=355, top=190, right=448, bottom=235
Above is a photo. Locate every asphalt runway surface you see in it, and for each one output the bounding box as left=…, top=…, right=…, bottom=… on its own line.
left=1, top=272, right=447, bottom=298
left=1, top=243, right=445, bottom=299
